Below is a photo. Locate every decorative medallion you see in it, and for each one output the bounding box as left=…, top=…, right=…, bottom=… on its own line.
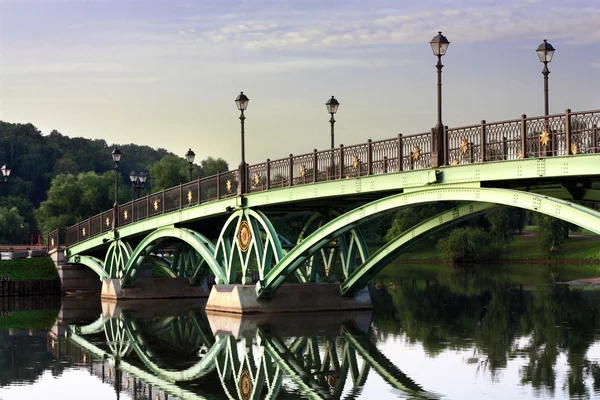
left=571, top=142, right=578, bottom=155
left=452, top=159, right=459, bottom=165
left=239, top=368, right=253, bottom=400
left=517, top=150, right=523, bottom=159
left=50, top=238, right=55, bottom=247
left=106, top=217, right=111, bottom=227
left=459, top=138, right=469, bottom=154
left=153, top=200, right=159, bottom=211
left=299, top=165, right=306, bottom=178
left=411, top=146, right=421, bottom=161
left=123, top=210, right=128, bottom=221
left=253, top=173, right=261, bottom=186
left=539, top=129, right=550, bottom=146
left=352, top=155, right=360, bottom=170
left=187, top=190, right=193, bottom=205
left=82, top=227, right=86, bottom=237
left=226, top=179, right=232, bottom=193
left=237, top=220, right=252, bottom=253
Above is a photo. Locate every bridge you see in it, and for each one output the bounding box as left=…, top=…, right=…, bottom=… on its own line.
left=48, top=108, right=600, bottom=310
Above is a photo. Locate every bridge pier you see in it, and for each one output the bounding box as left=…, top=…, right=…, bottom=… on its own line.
left=50, top=249, right=102, bottom=294
left=101, top=277, right=210, bottom=300
left=205, top=283, right=372, bottom=314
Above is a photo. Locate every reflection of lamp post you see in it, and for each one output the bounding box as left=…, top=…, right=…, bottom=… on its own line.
left=0, top=164, right=10, bottom=183
left=129, top=171, right=147, bottom=198
left=185, top=148, right=195, bottom=182
left=536, top=39, right=555, bottom=116
left=429, top=31, right=450, bottom=167
left=325, top=96, right=340, bottom=149
left=235, top=92, right=249, bottom=194
left=111, top=147, right=121, bottom=229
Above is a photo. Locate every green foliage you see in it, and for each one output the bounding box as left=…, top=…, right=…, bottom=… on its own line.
left=485, top=208, right=522, bottom=250
left=534, top=213, right=569, bottom=255
left=0, top=206, right=28, bottom=244
left=0, top=309, right=59, bottom=330
left=201, top=157, right=229, bottom=177
left=437, top=226, right=501, bottom=263
left=385, top=203, right=454, bottom=242
left=0, top=257, right=58, bottom=280
left=148, top=155, right=194, bottom=190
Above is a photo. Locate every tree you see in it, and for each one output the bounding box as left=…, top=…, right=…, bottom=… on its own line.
left=385, top=203, right=455, bottom=242
left=0, top=207, right=28, bottom=244
left=147, top=155, right=192, bottom=190
left=437, top=226, right=500, bottom=263
left=533, top=213, right=569, bottom=254
left=200, top=157, right=229, bottom=177
left=484, top=208, right=523, bottom=251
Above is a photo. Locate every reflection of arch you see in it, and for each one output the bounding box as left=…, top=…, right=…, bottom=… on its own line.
left=67, top=255, right=109, bottom=279
left=341, top=202, right=498, bottom=295
left=121, top=227, right=227, bottom=286
left=258, top=187, right=600, bottom=298
left=215, top=209, right=284, bottom=284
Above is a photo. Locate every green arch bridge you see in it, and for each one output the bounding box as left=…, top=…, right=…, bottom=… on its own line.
left=48, top=108, right=600, bottom=306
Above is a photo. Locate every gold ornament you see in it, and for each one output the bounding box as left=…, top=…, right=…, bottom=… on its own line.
left=571, top=142, right=578, bottom=155
left=82, top=227, right=86, bottom=237
left=539, top=129, right=550, bottom=146
left=153, top=200, right=159, bottom=211
left=123, top=210, right=128, bottom=221
left=226, top=179, right=232, bottom=193
left=253, top=173, right=261, bottom=186
left=187, top=190, right=193, bottom=204
left=411, top=146, right=421, bottom=161
left=106, top=217, right=110, bottom=227
left=459, top=138, right=469, bottom=154
left=50, top=238, right=55, bottom=247
left=299, top=165, right=306, bottom=178
left=451, top=159, right=459, bottom=165
left=237, top=220, right=252, bottom=253
left=239, top=368, right=253, bottom=400
left=517, top=150, right=523, bottom=159
left=352, top=155, right=360, bottom=170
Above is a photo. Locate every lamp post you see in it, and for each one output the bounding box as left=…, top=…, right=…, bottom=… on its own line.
left=111, top=147, right=121, bottom=229
left=325, top=96, right=340, bottom=149
left=429, top=31, right=450, bottom=167
left=0, top=164, right=10, bottom=183
left=235, top=92, right=249, bottom=194
left=129, top=170, right=147, bottom=198
left=536, top=39, right=555, bottom=116
left=185, top=148, right=195, bottom=182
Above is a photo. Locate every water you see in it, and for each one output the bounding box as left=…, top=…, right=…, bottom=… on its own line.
left=2, top=263, right=600, bottom=399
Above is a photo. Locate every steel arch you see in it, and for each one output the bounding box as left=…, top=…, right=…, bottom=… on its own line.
left=121, top=226, right=227, bottom=286
left=340, top=202, right=498, bottom=295
left=67, top=255, right=109, bottom=280
left=257, top=187, right=600, bottom=298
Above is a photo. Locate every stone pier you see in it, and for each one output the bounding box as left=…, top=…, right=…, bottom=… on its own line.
left=101, top=277, right=210, bottom=300
left=205, top=283, right=372, bottom=314
left=50, top=249, right=101, bottom=294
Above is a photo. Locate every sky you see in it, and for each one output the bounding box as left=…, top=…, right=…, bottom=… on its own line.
left=0, top=0, right=599, bottom=168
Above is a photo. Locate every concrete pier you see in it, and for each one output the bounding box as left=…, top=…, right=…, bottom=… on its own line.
left=101, top=277, right=210, bottom=300
left=51, top=249, right=102, bottom=294
left=205, top=283, right=372, bottom=314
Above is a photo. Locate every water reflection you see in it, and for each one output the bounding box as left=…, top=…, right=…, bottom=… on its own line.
left=65, top=304, right=436, bottom=399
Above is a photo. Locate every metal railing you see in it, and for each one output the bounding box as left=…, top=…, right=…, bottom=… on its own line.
left=48, top=108, right=600, bottom=249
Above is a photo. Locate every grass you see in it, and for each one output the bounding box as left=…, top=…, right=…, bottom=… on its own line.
left=0, top=309, right=59, bottom=330
left=0, top=257, right=59, bottom=280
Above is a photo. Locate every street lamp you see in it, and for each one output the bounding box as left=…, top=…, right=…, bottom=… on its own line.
left=326, top=96, right=340, bottom=149
left=536, top=39, right=555, bottom=116
left=185, top=148, right=195, bottom=182
left=0, top=164, right=10, bottom=183
left=429, top=31, right=450, bottom=167
left=111, top=147, right=121, bottom=229
left=235, top=91, right=249, bottom=194
left=129, top=170, right=147, bottom=199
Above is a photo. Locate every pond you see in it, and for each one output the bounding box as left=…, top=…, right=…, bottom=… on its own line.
left=1, top=262, right=600, bottom=399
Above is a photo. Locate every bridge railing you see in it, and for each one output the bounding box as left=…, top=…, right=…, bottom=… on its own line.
left=54, top=108, right=600, bottom=248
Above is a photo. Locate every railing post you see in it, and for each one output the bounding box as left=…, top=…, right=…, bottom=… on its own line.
left=146, top=195, right=149, bottom=218
left=197, top=178, right=201, bottom=204
left=131, top=199, right=135, bottom=222
left=565, top=108, right=572, bottom=155
left=161, top=189, right=165, bottom=214
left=383, top=156, right=388, bottom=173
left=339, top=144, right=344, bottom=178
left=216, top=172, right=221, bottom=199
left=397, top=134, right=403, bottom=171
left=288, top=154, right=294, bottom=186
left=593, top=125, right=598, bottom=154
left=480, top=120, right=487, bottom=162
left=266, top=159, right=271, bottom=190
left=312, top=150, right=317, bottom=183
left=367, top=139, right=373, bottom=175
left=502, top=136, right=508, bottom=160
left=469, top=142, right=474, bottom=163
left=520, top=114, right=527, bottom=159
left=443, top=126, right=448, bottom=166
left=179, top=184, right=183, bottom=209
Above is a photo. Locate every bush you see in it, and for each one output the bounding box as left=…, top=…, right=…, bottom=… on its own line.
left=437, top=226, right=500, bottom=263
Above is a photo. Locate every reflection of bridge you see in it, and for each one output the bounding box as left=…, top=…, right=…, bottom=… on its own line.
left=48, top=109, right=600, bottom=307
left=65, top=307, right=437, bottom=399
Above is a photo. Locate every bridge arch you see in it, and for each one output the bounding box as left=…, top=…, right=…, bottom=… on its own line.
left=67, top=255, right=109, bottom=280
left=121, top=226, right=227, bottom=286
left=257, top=186, right=600, bottom=298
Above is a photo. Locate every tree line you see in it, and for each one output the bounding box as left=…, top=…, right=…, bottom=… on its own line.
left=0, top=121, right=229, bottom=243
